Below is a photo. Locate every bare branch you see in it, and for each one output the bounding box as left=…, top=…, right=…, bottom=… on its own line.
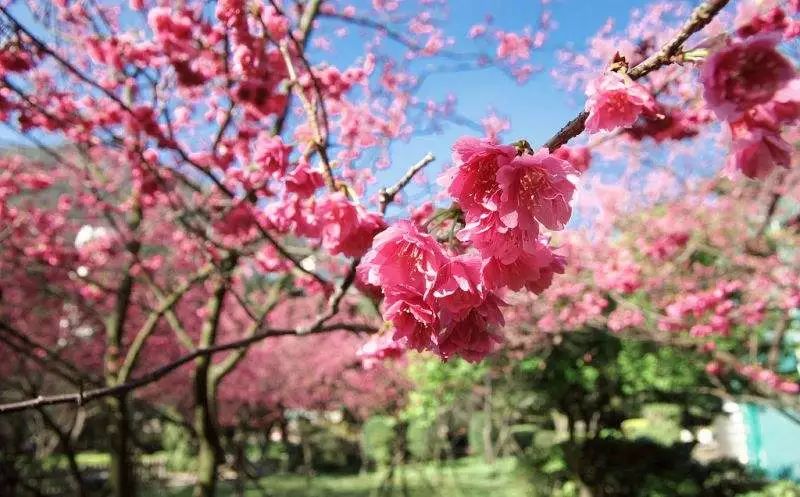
left=379, top=153, right=436, bottom=214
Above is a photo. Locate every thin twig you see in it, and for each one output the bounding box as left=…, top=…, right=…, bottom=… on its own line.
left=379, top=153, right=436, bottom=214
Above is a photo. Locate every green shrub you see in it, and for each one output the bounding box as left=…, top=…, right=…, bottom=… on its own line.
left=162, top=422, right=195, bottom=472
left=741, top=481, right=800, bottom=497
left=467, top=412, right=488, bottom=457
left=406, top=418, right=435, bottom=461
left=307, top=425, right=361, bottom=473
left=361, top=416, right=396, bottom=468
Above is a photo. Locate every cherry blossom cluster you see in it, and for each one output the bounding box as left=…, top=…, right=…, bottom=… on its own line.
left=706, top=361, right=800, bottom=395
left=700, top=30, right=798, bottom=178
left=512, top=180, right=800, bottom=395
left=249, top=161, right=387, bottom=272
left=657, top=281, right=744, bottom=337
left=358, top=138, right=577, bottom=362
left=571, top=1, right=798, bottom=180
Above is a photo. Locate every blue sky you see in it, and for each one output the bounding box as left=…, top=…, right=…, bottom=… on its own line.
left=1, top=0, right=677, bottom=200
left=310, top=0, right=669, bottom=203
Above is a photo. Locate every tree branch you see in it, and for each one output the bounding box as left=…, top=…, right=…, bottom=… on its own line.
left=379, top=152, right=435, bottom=214
left=543, top=0, right=730, bottom=151
left=117, top=264, right=215, bottom=382
left=272, top=0, right=323, bottom=136
left=0, top=322, right=377, bottom=415
left=210, top=284, right=283, bottom=383
left=0, top=321, right=100, bottom=387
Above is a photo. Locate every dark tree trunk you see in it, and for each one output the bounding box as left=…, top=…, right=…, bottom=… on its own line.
left=107, top=395, right=135, bottom=497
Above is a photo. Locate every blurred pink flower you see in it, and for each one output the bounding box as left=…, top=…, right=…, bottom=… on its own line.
left=496, top=31, right=533, bottom=62
left=701, top=35, right=794, bottom=120
left=727, top=123, right=792, bottom=178
left=357, top=334, right=405, bottom=369
left=253, top=134, right=292, bottom=178
left=552, top=146, right=592, bottom=173
left=584, top=72, right=655, bottom=132
left=284, top=160, right=325, bottom=197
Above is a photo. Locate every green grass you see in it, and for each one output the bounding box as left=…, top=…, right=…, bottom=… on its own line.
left=43, top=451, right=166, bottom=471
left=75, top=451, right=112, bottom=467
left=148, top=457, right=533, bottom=497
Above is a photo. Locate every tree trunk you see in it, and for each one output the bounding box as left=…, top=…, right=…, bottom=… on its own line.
left=192, top=275, right=230, bottom=497
left=194, top=378, right=221, bottom=497
left=482, top=375, right=495, bottom=465
left=106, top=201, right=142, bottom=497
left=108, top=395, right=135, bottom=497
left=37, top=407, right=87, bottom=497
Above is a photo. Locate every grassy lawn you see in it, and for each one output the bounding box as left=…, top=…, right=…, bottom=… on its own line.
left=149, top=457, right=533, bottom=497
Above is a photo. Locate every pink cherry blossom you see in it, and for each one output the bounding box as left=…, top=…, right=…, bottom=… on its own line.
left=625, top=107, right=710, bottom=143
left=253, top=134, right=292, bottom=178
left=284, top=160, right=325, bottom=197
left=358, top=220, right=447, bottom=292
left=315, top=193, right=386, bottom=258
left=496, top=149, right=576, bottom=231
left=481, top=241, right=566, bottom=293
left=736, top=1, right=797, bottom=39
left=701, top=35, right=795, bottom=120
left=265, top=194, right=319, bottom=238
left=384, top=286, right=439, bottom=351
left=584, top=72, right=656, bottom=133
left=409, top=201, right=435, bottom=228
left=437, top=295, right=504, bottom=362
left=445, top=137, right=516, bottom=217
left=727, top=123, right=792, bottom=178
left=357, top=334, right=406, bottom=369
left=777, top=381, right=800, bottom=394
left=456, top=199, right=541, bottom=264
left=496, top=31, right=533, bottom=62
left=469, top=24, right=487, bottom=38
left=552, top=146, right=592, bottom=173
left=481, top=113, right=511, bottom=141
left=426, top=254, right=485, bottom=314
left=769, top=78, right=800, bottom=122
